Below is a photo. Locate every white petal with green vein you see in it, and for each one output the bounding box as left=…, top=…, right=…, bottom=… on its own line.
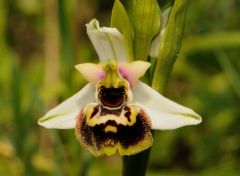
left=38, top=83, right=95, bottom=129
left=133, top=82, right=202, bottom=130
left=86, top=19, right=128, bottom=63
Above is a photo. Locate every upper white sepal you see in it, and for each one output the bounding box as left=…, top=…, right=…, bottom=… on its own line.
left=86, top=19, right=129, bottom=63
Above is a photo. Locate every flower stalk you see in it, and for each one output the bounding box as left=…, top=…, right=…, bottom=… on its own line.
left=122, top=147, right=152, bottom=176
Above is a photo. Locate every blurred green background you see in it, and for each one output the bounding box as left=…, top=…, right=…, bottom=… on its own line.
left=0, top=0, right=240, bottom=175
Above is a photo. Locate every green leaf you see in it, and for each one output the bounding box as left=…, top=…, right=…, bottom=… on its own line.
left=152, top=0, right=190, bottom=92
left=111, top=0, right=134, bottom=61
left=129, top=0, right=161, bottom=61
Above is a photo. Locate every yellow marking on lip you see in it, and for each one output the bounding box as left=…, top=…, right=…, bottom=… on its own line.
left=85, top=104, right=140, bottom=127
left=104, top=126, right=117, bottom=133
left=95, top=134, right=153, bottom=156
left=85, top=104, right=139, bottom=127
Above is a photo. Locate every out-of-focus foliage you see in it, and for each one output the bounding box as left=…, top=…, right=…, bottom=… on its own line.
left=0, top=0, right=239, bottom=175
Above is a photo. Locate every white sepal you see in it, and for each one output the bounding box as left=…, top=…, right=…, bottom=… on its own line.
left=86, top=19, right=128, bottom=63
left=133, top=82, right=202, bottom=130
left=38, top=83, right=95, bottom=129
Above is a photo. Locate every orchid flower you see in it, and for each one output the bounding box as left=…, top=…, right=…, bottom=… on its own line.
left=38, top=19, right=201, bottom=157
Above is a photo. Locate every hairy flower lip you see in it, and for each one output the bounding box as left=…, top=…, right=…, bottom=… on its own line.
left=76, top=104, right=153, bottom=156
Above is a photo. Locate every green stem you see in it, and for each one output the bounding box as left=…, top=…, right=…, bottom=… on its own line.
left=122, top=148, right=151, bottom=176
left=80, top=152, right=93, bottom=176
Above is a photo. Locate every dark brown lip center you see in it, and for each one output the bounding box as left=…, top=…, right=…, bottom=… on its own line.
left=99, top=86, right=126, bottom=108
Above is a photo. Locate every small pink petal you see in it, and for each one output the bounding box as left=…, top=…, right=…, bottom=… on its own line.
left=118, top=61, right=151, bottom=87
left=75, top=63, right=106, bottom=84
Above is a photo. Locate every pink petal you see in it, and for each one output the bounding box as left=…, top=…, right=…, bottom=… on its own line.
left=118, top=61, right=151, bottom=87
left=75, top=63, right=106, bottom=84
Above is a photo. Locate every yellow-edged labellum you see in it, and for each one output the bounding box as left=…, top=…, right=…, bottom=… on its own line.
left=76, top=105, right=153, bottom=156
